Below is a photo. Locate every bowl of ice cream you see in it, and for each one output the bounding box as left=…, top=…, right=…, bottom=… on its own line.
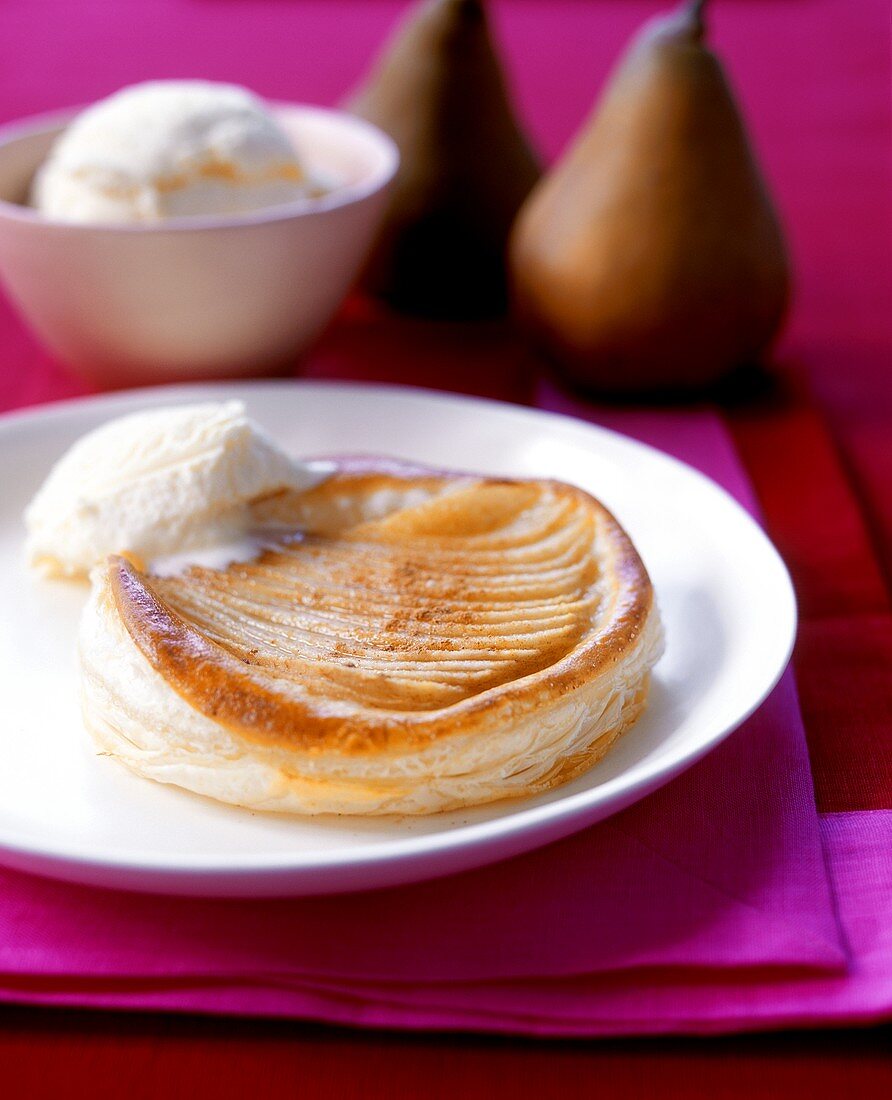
left=0, top=82, right=399, bottom=387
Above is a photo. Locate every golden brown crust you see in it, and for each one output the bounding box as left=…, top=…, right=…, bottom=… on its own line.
left=108, top=462, right=655, bottom=756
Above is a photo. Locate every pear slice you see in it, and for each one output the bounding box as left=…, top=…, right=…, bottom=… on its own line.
left=510, top=0, right=791, bottom=392
left=346, top=0, right=540, bottom=319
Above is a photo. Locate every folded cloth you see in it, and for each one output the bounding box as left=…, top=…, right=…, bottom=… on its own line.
left=3, top=400, right=877, bottom=1036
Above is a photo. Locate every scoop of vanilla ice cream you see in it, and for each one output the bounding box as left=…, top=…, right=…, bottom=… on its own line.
left=31, top=81, right=313, bottom=224
left=25, top=400, right=327, bottom=579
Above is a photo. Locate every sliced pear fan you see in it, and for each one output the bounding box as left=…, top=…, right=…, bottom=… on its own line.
left=80, top=465, right=663, bottom=814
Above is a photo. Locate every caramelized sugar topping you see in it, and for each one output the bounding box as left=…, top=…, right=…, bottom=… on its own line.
left=109, top=471, right=649, bottom=750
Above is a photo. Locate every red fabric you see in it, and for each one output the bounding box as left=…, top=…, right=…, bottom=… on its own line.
left=306, top=299, right=537, bottom=405
left=1, top=1008, right=890, bottom=1099
left=728, top=400, right=892, bottom=812
left=795, top=616, right=892, bottom=813
left=728, top=399, right=890, bottom=620
left=0, top=0, right=889, bottom=1086
left=1, top=1007, right=888, bottom=1098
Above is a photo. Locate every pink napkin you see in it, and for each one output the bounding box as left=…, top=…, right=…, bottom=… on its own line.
left=4, top=405, right=883, bottom=1036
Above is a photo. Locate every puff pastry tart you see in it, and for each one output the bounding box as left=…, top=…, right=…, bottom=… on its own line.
left=80, top=460, right=663, bottom=814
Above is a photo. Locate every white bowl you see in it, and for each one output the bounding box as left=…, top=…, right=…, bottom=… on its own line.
left=0, top=105, right=398, bottom=387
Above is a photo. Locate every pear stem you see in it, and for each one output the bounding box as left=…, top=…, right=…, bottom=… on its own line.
left=687, top=0, right=709, bottom=38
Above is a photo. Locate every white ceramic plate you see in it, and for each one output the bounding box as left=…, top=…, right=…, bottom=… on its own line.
left=0, top=382, right=795, bottom=896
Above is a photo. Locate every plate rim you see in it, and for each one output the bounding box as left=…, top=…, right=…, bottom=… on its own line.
left=0, top=379, right=797, bottom=887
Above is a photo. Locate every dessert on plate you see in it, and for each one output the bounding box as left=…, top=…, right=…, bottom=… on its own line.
left=27, top=402, right=663, bottom=815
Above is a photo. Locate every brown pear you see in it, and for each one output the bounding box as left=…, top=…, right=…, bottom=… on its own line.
left=346, top=0, right=540, bottom=319
left=510, top=0, right=791, bottom=392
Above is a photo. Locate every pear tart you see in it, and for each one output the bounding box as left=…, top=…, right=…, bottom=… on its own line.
left=80, top=462, right=663, bottom=814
